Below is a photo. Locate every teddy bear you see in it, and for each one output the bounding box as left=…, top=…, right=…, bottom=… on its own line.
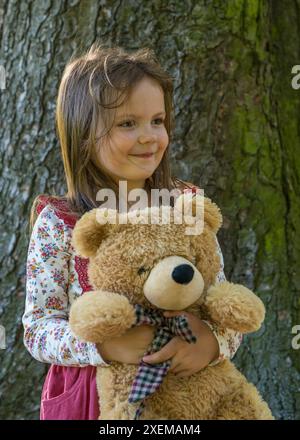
left=69, top=193, right=274, bottom=420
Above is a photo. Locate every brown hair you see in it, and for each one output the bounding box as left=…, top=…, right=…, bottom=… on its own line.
left=29, top=42, right=193, bottom=233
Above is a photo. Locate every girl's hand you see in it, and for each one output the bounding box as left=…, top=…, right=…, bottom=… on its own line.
left=142, top=311, right=220, bottom=377
left=97, top=324, right=155, bottom=364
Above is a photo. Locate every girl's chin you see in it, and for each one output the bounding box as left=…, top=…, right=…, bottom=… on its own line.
left=128, top=164, right=158, bottom=176
left=127, top=173, right=154, bottom=182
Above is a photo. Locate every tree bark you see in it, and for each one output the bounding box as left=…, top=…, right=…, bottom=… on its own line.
left=0, top=0, right=299, bottom=419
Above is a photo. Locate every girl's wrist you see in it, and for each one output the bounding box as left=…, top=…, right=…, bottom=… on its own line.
left=96, top=342, right=112, bottom=362
left=201, top=320, right=220, bottom=364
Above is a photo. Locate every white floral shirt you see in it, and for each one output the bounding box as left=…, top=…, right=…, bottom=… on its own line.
left=22, top=203, right=242, bottom=367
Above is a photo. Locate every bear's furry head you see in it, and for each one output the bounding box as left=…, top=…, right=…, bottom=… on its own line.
left=71, top=194, right=222, bottom=310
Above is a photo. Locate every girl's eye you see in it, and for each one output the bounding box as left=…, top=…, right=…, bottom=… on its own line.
left=153, top=118, right=164, bottom=125
left=118, top=118, right=165, bottom=128
left=119, top=120, right=134, bottom=128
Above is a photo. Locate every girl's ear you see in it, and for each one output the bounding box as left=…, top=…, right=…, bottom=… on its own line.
left=174, top=193, right=222, bottom=233
left=71, top=208, right=118, bottom=258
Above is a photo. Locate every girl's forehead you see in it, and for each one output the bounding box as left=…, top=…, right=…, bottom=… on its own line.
left=115, top=82, right=165, bottom=116
left=125, top=77, right=163, bottom=99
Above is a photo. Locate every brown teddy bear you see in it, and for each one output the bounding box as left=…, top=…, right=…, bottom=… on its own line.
left=69, top=193, right=274, bottom=420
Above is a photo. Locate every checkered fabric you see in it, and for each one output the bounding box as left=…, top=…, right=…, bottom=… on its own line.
left=128, top=304, right=197, bottom=419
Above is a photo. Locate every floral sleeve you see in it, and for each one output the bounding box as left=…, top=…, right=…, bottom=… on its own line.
left=203, top=237, right=243, bottom=366
left=22, top=205, right=108, bottom=367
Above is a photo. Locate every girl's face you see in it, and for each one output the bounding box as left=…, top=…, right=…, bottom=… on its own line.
left=96, top=76, right=169, bottom=191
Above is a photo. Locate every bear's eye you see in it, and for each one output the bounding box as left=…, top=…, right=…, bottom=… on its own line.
left=137, top=266, right=149, bottom=276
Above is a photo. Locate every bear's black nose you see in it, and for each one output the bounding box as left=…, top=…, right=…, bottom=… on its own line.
left=172, top=264, right=194, bottom=284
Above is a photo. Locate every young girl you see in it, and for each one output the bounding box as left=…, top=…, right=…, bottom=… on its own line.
left=22, top=43, right=242, bottom=420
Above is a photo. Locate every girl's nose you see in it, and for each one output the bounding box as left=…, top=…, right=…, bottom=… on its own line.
left=138, top=126, right=158, bottom=144
left=138, top=134, right=157, bottom=144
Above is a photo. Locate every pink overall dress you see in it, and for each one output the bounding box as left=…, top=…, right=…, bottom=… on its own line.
left=36, top=196, right=100, bottom=420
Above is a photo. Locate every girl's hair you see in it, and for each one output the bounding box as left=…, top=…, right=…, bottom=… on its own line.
left=29, top=42, right=193, bottom=232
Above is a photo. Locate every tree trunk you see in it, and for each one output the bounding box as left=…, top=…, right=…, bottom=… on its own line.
left=0, top=0, right=299, bottom=419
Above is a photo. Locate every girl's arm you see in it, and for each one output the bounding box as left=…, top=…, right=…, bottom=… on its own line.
left=22, top=205, right=109, bottom=367
left=203, top=237, right=243, bottom=366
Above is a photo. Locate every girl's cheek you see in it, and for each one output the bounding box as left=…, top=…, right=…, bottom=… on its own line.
left=117, top=131, right=136, bottom=144
left=160, top=130, right=169, bottom=149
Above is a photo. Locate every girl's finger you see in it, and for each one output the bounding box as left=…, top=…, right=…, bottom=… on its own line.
left=170, top=363, right=186, bottom=374
left=168, top=358, right=181, bottom=372
left=143, top=339, right=177, bottom=364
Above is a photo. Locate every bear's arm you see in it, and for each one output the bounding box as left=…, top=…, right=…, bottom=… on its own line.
left=69, top=290, right=136, bottom=343
left=203, top=282, right=265, bottom=333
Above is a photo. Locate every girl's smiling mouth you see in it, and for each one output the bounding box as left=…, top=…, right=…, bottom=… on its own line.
left=129, top=152, right=155, bottom=158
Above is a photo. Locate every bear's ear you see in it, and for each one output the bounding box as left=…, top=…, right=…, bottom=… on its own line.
left=203, top=197, right=222, bottom=233
left=174, top=193, right=222, bottom=233
left=71, top=208, right=117, bottom=258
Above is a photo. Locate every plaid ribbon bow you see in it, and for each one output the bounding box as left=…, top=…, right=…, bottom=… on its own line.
left=128, top=304, right=197, bottom=419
